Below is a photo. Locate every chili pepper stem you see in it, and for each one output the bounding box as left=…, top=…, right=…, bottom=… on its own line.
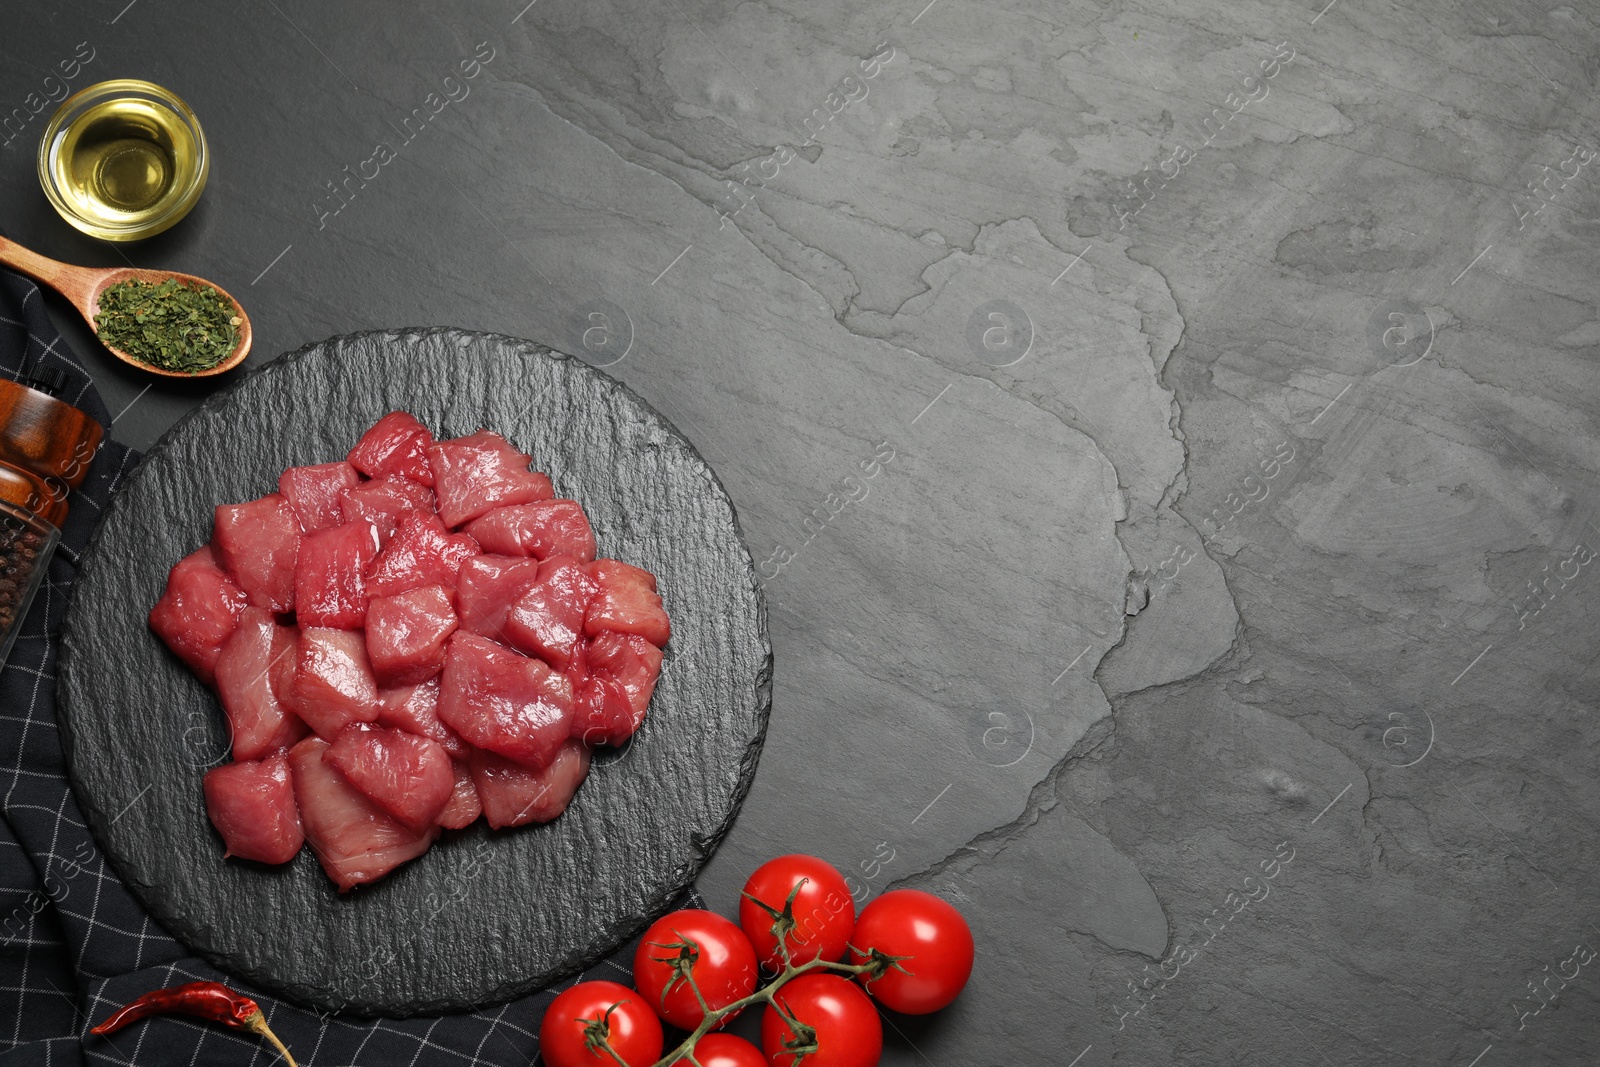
left=244, top=1011, right=299, bottom=1067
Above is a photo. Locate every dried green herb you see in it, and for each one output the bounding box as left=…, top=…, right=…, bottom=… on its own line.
left=94, top=277, right=241, bottom=373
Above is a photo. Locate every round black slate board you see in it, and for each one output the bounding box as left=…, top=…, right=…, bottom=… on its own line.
left=56, top=328, right=771, bottom=1017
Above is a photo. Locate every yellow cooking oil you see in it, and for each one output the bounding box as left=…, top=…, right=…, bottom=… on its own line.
left=48, top=96, right=196, bottom=225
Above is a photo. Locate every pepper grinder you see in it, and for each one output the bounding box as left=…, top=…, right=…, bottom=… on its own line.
left=0, top=366, right=103, bottom=669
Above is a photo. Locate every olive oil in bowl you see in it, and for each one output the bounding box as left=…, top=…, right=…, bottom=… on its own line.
left=38, top=80, right=208, bottom=242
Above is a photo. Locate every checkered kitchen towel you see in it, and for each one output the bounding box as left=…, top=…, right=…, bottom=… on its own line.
left=0, top=266, right=684, bottom=1064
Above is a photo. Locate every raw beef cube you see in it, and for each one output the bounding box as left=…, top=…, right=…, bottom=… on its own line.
left=584, top=560, right=670, bottom=647
left=269, top=626, right=300, bottom=705
left=278, top=462, right=360, bottom=533
left=455, top=556, right=543, bottom=641
left=214, top=607, right=310, bottom=761
left=338, top=478, right=436, bottom=547
left=295, top=522, right=380, bottom=629
left=563, top=639, right=589, bottom=689
left=571, top=631, right=662, bottom=746
left=288, top=736, right=439, bottom=892
left=470, top=740, right=590, bottom=829
left=437, top=758, right=482, bottom=830
left=503, top=556, right=598, bottom=670
left=348, top=411, right=435, bottom=486
left=570, top=676, right=632, bottom=748
left=213, top=494, right=300, bottom=612
left=464, top=501, right=595, bottom=562
left=148, top=545, right=248, bottom=686
left=365, top=584, right=457, bottom=687
left=326, top=724, right=454, bottom=833
left=589, top=631, right=662, bottom=717
left=437, top=632, right=573, bottom=769
left=427, top=430, right=554, bottom=528
left=366, top=511, right=480, bottom=600
left=203, top=756, right=303, bottom=864
left=376, top=679, right=467, bottom=758
left=290, top=627, right=380, bottom=740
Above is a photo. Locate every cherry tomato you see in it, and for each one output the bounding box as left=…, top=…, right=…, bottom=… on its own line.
left=692, top=1032, right=770, bottom=1067
left=539, top=980, right=663, bottom=1067
left=633, top=908, right=759, bottom=1030
left=739, top=854, right=855, bottom=969
left=762, top=973, right=882, bottom=1067
left=848, top=889, right=973, bottom=1014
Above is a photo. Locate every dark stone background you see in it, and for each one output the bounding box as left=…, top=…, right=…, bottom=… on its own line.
left=5, top=0, right=1599, bottom=1062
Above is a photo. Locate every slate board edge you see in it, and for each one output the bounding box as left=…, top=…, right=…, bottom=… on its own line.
left=56, top=326, right=774, bottom=1016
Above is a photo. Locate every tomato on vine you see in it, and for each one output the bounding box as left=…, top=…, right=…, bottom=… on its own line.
left=690, top=1032, right=769, bottom=1067
left=539, top=980, right=663, bottom=1067
left=551, top=858, right=975, bottom=1067
left=848, top=888, right=973, bottom=1014
left=739, top=854, right=855, bottom=969
left=633, top=908, right=759, bottom=1031
left=762, top=973, right=882, bottom=1067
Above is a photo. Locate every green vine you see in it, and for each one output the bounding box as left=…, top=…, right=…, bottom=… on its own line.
left=621, top=881, right=903, bottom=1066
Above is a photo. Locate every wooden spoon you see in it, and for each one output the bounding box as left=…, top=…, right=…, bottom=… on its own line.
left=0, top=234, right=252, bottom=378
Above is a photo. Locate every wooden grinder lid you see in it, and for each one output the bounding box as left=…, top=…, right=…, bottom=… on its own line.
left=0, top=376, right=105, bottom=529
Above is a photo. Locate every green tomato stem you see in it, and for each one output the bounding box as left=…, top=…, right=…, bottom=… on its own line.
left=646, top=956, right=880, bottom=1067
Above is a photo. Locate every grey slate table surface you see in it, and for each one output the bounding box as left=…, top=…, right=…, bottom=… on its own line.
left=4, top=0, right=1599, bottom=1063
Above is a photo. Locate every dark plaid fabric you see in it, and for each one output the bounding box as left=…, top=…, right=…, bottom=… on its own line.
left=0, top=267, right=678, bottom=1064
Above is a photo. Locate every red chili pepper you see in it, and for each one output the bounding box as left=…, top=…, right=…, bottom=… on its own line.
left=90, top=981, right=298, bottom=1065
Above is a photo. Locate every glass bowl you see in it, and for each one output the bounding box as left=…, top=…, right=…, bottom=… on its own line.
left=37, top=79, right=209, bottom=242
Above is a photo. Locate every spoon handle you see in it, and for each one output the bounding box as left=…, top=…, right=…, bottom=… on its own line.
left=0, top=235, right=104, bottom=312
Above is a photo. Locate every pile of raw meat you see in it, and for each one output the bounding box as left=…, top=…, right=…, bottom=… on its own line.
left=148, top=412, right=670, bottom=891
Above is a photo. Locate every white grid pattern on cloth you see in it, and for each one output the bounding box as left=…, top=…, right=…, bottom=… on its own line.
left=0, top=265, right=700, bottom=1065
left=74, top=943, right=660, bottom=1065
